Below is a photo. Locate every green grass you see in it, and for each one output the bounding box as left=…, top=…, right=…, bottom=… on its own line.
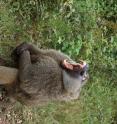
left=0, top=0, right=117, bottom=123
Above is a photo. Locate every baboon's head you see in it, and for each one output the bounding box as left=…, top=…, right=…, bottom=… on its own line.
left=62, top=60, right=89, bottom=93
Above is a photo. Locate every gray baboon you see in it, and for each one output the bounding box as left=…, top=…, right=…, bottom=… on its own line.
left=0, top=43, right=88, bottom=106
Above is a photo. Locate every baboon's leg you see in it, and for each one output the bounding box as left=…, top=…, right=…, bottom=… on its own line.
left=0, top=58, right=17, bottom=108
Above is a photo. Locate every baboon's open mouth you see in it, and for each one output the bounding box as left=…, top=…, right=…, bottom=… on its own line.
left=62, top=59, right=87, bottom=71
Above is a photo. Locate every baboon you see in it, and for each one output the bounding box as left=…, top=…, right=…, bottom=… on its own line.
left=0, top=43, right=88, bottom=106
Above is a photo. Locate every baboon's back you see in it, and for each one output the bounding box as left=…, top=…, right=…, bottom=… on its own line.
left=19, top=55, right=63, bottom=96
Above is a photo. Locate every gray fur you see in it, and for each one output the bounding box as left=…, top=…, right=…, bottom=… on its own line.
left=10, top=43, right=88, bottom=106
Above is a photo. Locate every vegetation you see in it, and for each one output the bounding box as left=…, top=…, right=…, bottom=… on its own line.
left=0, top=0, right=117, bottom=123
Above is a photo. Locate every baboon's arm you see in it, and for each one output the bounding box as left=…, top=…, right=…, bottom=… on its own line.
left=0, top=66, right=18, bottom=85
left=16, top=43, right=72, bottom=63
left=25, top=43, right=72, bottom=63
left=43, top=49, right=72, bottom=63
left=18, top=51, right=31, bottom=82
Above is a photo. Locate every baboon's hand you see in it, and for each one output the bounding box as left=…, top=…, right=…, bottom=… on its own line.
left=15, top=42, right=31, bottom=55
left=11, top=42, right=30, bottom=61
